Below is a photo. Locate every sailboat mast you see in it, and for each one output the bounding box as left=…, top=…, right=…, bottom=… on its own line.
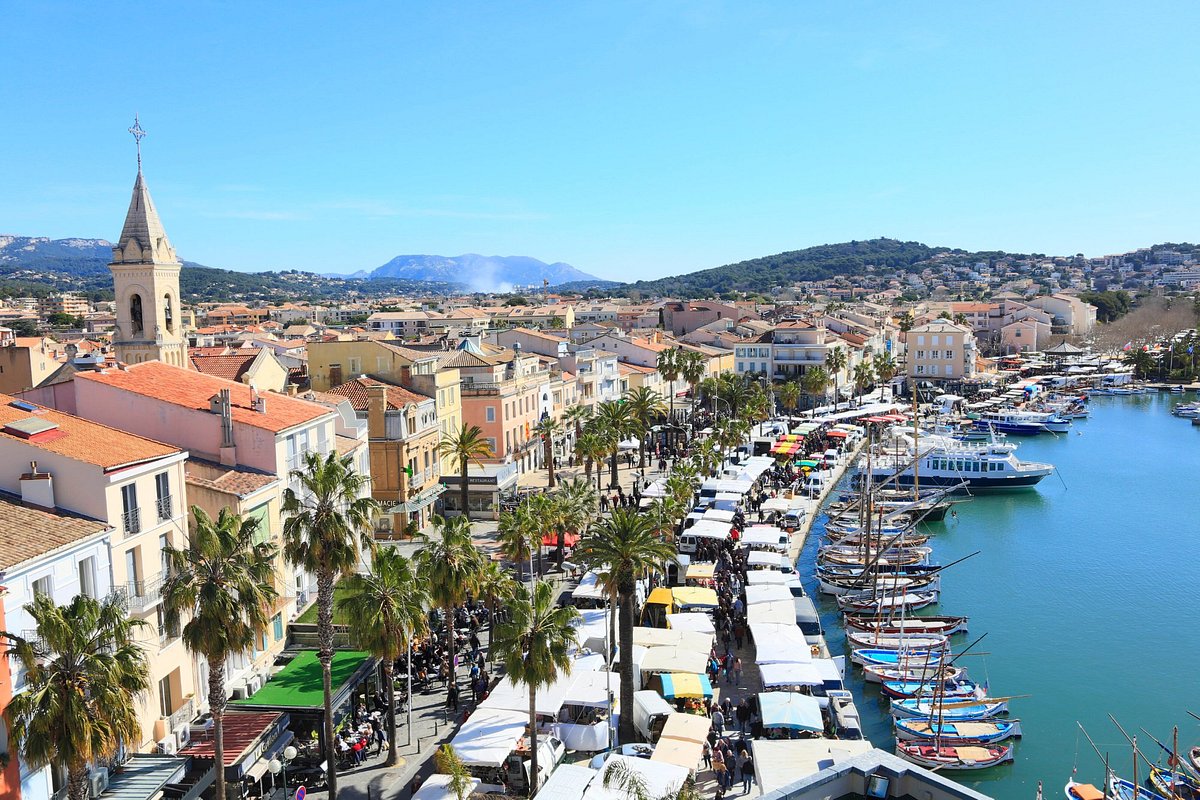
left=912, top=389, right=920, bottom=500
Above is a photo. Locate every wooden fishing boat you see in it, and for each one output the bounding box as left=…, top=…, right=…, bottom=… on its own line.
left=825, top=530, right=932, bottom=547
left=817, top=562, right=943, bottom=578
left=896, top=742, right=1013, bottom=770
left=851, top=648, right=947, bottom=669
left=844, top=614, right=968, bottom=637
left=846, top=629, right=949, bottom=651
left=890, top=697, right=1011, bottom=721
left=880, top=676, right=977, bottom=699
left=837, top=589, right=938, bottom=614
left=818, top=545, right=931, bottom=567
left=819, top=572, right=940, bottom=597
left=866, top=662, right=966, bottom=685
left=1065, top=779, right=1107, bottom=800
left=894, top=717, right=1022, bottom=745
left=1148, top=766, right=1200, bottom=800
left=1108, top=776, right=1169, bottom=800
left=1191, top=747, right=1200, bottom=775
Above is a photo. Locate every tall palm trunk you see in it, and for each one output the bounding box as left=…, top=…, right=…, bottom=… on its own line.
left=528, top=684, right=540, bottom=795
left=584, top=456, right=593, bottom=481
left=544, top=436, right=556, bottom=489
left=638, top=435, right=646, bottom=470
left=317, top=570, right=338, bottom=800
left=68, top=764, right=88, bottom=800
left=383, top=660, right=398, bottom=767
left=209, top=653, right=229, bottom=800
left=616, top=578, right=636, bottom=744
left=555, top=525, right=566, bottom=568
left=460, top=460, right=469, bottom=519
left=609, top=449, right=619, bottom=490
left=444, top=602, right=457, bottom=704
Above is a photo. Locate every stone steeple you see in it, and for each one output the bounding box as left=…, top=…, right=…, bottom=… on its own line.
left=109, top=120, right=188, bottom=369
left=112, top=170, right=178, bottom=267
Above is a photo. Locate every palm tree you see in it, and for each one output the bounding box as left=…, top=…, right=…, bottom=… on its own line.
left=282, top=451, right=379, bottom=800
left=415, top=514, right=483, bottom=686
left=491, top=580, right=579, bottom=795
left=575, top=429, right=609, bottom=490
left=533, top=416, right=562, bottom=489
left=678, top=351, right=707, bottom=418
left=161, top=507, right=278, bottom=800
left=624, top=387, right=665, bottom=469
left=852, top=361, right=875, bottom=406
left=594, top=400, right=634, bottom=489
left=472, top=559, right=518, bottom=664
left=439, top=424, right=494, bottom=520
left=552, top=477, right=598, bottom=566
left=522, top=494, right=558, bottom=576
left=337, top=548, right=427, bottom=766
left=801, top=366, right=831, bottom=411
left=2, top=594, right=150, bottom=800
left=574, top=509, right=675, bottom=744
left=777, top=380, right=801, bottom=417
left=656, top=348, right=682, bottom=425
left=563, top=404, right=592, bottom=446
left=1124, top=347, right=1156, bottom=379
left=825, top=346, right=847, bottom=407
left=435, top=744, right=473, bottom=800
left=872, top=352, right=897, bottom=388
left=496, top=503, right=539, bottom=575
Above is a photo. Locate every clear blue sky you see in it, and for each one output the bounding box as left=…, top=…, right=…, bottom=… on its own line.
left=3, top=2, right=1198, bottom=282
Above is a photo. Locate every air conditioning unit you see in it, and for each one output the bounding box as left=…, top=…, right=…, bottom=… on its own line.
left=247, top=677, right=262, bottom=694
left=173, top=722, right=191, bottom=746
left=230, top=685, right=248, bottom=701
left=89, top=768, right=109, bottom=799
left=157, top=734, right=178, bottom=755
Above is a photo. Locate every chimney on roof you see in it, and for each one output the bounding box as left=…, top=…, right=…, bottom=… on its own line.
left=20, top=461, right=54, bottom=510
left=366, top=384, right=387, bottom=440
left=251, top=387, right=267, bottom=414
left=214, top=388, right=237, bottom=466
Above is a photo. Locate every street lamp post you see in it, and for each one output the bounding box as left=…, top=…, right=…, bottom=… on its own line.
left=268, top=745, right=299, bottom=800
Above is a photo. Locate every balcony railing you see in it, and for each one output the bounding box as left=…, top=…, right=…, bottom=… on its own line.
left=122, top=575, right=164, bottom=614
left=461, top=382, right=502, bottom=395
left=122, top=507, right=141, bottom=535
left=166, top=698, right=195, bottom=730
left=158, top=622, right=181, bottom=648
left=155, top=495, right=173, bottom=521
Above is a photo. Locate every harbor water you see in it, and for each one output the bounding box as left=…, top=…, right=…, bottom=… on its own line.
left=800, top=391, right=1200, bottom=800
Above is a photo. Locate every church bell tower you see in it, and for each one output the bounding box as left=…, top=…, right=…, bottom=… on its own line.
left=109, top=116, right=188, bottom=368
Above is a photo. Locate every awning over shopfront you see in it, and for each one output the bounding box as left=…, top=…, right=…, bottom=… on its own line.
left=181, top=711, right=293, bottom=784
left=758, top=692, right=823, bottom=732
left=232, top=650, right=375, bottom=730
left=659, top=672, right=713, bottom=700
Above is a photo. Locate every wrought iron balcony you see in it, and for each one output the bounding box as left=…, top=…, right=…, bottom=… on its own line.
left=121, top=575, right=164, bottom=614
left=122, top=507, right=141, bottom=535
left=165, top=698, right=195, bottom=730
left=155, top=495, right=173, bottom=521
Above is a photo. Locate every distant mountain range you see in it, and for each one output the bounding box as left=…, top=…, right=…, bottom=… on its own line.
left=0, top=236, right=607, bottom=301
left=337, top=254, right=602, bottom=292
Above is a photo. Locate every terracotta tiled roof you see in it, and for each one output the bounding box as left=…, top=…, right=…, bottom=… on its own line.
left=180, top=712, right=283, bottom=766
left=0, top=491, right=112, bottom=570
left=184, top=459, right=279, bottom=498
left=0, top=393, right=180, bottom=470
left=327, top=376, right=429, bottom=412
left=75, top=362, right=333, bottom=434
left=190, top=353, right=258, bottom=382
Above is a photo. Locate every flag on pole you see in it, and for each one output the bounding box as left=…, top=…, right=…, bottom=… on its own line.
left=1123, top=342, right=1132, bottom=351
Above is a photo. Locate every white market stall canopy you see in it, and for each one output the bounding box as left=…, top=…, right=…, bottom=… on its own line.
left=702, top=508, right=736, bottom=524
left=758, top=691, right=823, bottom=732
left=585, top=756, right=690, bottom=800
left=686, top=519, right=732, bottom=540
left=412, top=774, right=483, bottom=800
left=744, top=584, right=793, bottom=606
left=700, top=478, right=754, bottom=495
left=741, top=527, right=788, bottom=550
left=573, top=571, right=608, bottom=602
left=479, top=671, right=575, bottom=716
left=746, top=571, right=788, bottom=586
left=665, top=613, right=716, bottom=634
left=564, top=671, right=621, bottom=708
left=751, top=622, right=814, bottom=664
left=640, top=646, right=709, bottom=675
left=642, top=479, right=668, bottom=498
left=748, top=551, right=787, bottom=568
left=760, top=497, right=792, bottom=513
left=746, top=600, right=798, bottom=626
left=650, top=712, right=712, bottom=770
left=734, top=456, right=776, bottom=483
left=631, top=627, right=713, bottom=654
left=450, top=708, right=529, bottom=767
left=758, top=661, right=823, bottom=688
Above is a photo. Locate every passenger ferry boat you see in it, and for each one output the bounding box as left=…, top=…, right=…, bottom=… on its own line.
left=972, top=409, right=1069, bottom=435
left=859, top=439, right=1054, bottom=491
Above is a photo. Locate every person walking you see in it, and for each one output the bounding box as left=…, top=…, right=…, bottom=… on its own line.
left=711, top=706, right=725, bottom=736
left=733, top=657, right=743, bottom=687
left=740, top=750, right=755, bottom=794
left=712, top=746, right=727, bottom=789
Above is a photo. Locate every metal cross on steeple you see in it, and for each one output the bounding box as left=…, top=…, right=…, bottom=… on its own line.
left=128, top=114, right=146, bottom=171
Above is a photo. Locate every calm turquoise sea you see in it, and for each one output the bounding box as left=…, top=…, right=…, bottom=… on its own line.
left=800, top=391, right=1200, bottom=800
